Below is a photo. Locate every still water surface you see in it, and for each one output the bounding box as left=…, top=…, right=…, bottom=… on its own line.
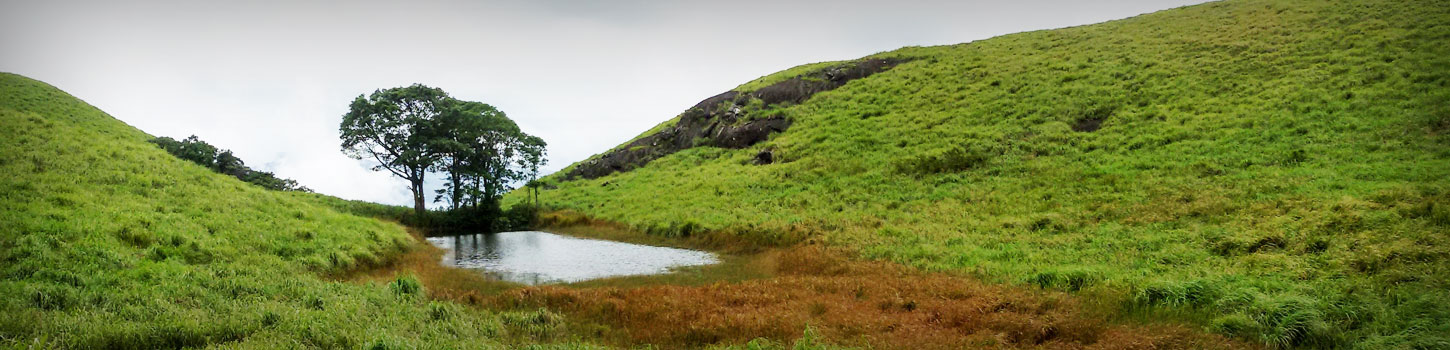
left=426, top=231, right=718, bottom=285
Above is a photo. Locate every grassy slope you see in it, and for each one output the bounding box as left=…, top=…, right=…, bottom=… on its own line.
left=509, top=0, right=1450, bottom=348
left=0, top=74, right=595, bottom=349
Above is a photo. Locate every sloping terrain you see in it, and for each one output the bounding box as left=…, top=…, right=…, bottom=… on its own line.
left=567, top=58, right=907, bottom=179
left=0, top=73, right=588, bottom=349
left=0, top=68, right=1246, bottom=350
left=510, top=0, right=1450, bottom=348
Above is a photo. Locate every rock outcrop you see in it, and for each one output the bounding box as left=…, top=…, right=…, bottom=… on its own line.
left=566, top=58, right=907, bottom=180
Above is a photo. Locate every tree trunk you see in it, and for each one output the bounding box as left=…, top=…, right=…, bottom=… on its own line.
left=410, top=170, right=426, bottom=217
left=471, top=176, right=481, bottom=209
left=464, top=175, right=475, bottom=209
left=531, top=173, right=540, bottom=207
left=448, top=157, right=462, bottom=210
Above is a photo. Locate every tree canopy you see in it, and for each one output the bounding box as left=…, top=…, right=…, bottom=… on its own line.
left=149, top=135, right=312, bottom=192
left=341, top=84, right=545, bottom=219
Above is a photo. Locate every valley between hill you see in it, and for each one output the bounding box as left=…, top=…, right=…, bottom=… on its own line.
left=3, top=0, right=1448, bottom=349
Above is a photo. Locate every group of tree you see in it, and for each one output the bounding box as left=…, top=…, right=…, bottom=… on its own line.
left=150, top=135, right=312, bottom=192
left=340, top=84, right=546, bottom=227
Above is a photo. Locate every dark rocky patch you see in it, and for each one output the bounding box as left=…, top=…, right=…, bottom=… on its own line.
left=1072, top=116, right=1105, bottom=132
left=1071, top=106, right=1114, bottom=132
left=753, top=148, right=774, bottom=165
left=565, top=58, right=908, bottom=180
left=753, top=58, right=903, bottom=106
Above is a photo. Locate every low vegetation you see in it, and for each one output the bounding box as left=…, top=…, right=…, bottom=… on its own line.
left=356, top=211, right=1250, bottom=350
left=5, top=0, right=1446, bottom=348
left=150, top=134, right=312, bottom=192
left=0, top=73, right=596, bottom=349
left=500, top=244, right=1249, bottom=350
left=509, top=0, right=1450, bottom=348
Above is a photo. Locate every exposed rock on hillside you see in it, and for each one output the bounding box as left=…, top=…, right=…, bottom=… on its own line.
left=566, top=58, right=907, bottom=180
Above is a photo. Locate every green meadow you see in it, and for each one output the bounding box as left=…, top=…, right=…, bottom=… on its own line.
left=508, top=0, right=1450, bottom=347
left=1, top=0, right=1446, bottom=348
left=0, top=72, right=848, bottom=350
left=0, top=73, right=604, bottom=349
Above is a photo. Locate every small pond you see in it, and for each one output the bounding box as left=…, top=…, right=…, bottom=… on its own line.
left=426, top=231, right=718, bottom=285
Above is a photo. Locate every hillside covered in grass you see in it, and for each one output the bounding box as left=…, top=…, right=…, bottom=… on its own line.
left=509, top=0, right=1450, bottom=348
left=0, top=73, right=593, bottom=349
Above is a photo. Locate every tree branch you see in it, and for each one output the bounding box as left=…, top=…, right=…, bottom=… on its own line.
left=368, top=149, right=410, bottom=179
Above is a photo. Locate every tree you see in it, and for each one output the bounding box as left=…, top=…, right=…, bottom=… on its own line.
left=341, top=84, right=547, bottom=225
left=213, top=150, right=248, bottom=178
left=524, top=179, right=544, bottom=207
left=430, top=100, right=517, bottom=210
left=517, top=135, right=547, bottom=207
left=149, top=135, right=311, bottom=192
left=151, top=135, right=219, bottom=167
left=427, top=100, right=547, bottom=211
left=340, top=84, right=450, bottom=216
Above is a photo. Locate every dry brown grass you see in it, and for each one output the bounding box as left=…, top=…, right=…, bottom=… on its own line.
left=493, top=245, right=1253, bottom=350
left=349, top=219, right=1256, bottom=350
left=342, top=228, right=520, bottom=303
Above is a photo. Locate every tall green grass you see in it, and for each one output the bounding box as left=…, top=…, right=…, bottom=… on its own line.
left=508, top=0, right=1450, bottom=347
left=0, top=73, right=598, bottom=349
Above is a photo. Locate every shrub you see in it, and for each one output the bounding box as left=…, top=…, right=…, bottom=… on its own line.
left=1248, top=297, right=1331, bottom=348
left=1133, top=280, right=1218, bottom=308
left=1028, top=268, right=1101, bottom=292
left=428, top=302, right=455, bottom=321
left=892, top=144, right=994, bottom=175
left=389, top=276, right=423, bottom=298
left=1210, top=313, right=1261, bottom=339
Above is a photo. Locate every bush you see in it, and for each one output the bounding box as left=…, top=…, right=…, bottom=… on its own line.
left=389, top=276, right=423, bottom=298
left=405, top=204, right=505, bottom=234
left=1209, top=313, right=1261, bottom=338
left=149, top=135, right=311, bottom=192
left=1028, top=268, right=1101, bottom=292
left=1248, top=297, right=1332, bottom=348
left=1133, top=280, right=1218, bottom=308
left=500, top=204, right=539, bottom=231
left=893, top=143, right=994, bottom=175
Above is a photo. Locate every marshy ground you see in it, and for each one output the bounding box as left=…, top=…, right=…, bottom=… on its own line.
left=349, top=212, right=1255, bottom=350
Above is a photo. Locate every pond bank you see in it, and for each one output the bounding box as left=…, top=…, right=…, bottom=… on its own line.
left=346, top=212, right=1257, bottom=350
left=429, top=231, right=718, bottom=284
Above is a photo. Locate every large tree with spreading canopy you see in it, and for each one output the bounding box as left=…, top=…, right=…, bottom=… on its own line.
left=340, top=84, right=449, bottom=216
left=340, top=84, right=545, bottom=218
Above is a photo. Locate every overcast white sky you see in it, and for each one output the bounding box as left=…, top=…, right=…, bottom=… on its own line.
left=1, top=0, right=1209, bottom=207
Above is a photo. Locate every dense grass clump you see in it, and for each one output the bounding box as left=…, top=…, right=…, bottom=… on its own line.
left=510, top=0, right=1450, bottom=347
left=0, top=73, right=596, bottom=349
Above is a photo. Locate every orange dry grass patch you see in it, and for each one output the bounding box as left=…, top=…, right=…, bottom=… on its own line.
left=342, top=228, right=518, bottom=303
left=345, top=222, right=1253, bottom=349
left=492, top=245, right=1254, bottom=350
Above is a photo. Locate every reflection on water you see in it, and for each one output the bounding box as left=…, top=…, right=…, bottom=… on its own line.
left=426, top=231, right=718, bottom=285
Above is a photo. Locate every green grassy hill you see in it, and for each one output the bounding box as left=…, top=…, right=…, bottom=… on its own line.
left=509, top=0, right=1450, bottom=348
left=0, top=73, right=590, bottom=349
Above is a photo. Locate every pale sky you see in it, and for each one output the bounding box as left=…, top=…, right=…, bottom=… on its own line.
left=1, top=0, right=1210, bottom=207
